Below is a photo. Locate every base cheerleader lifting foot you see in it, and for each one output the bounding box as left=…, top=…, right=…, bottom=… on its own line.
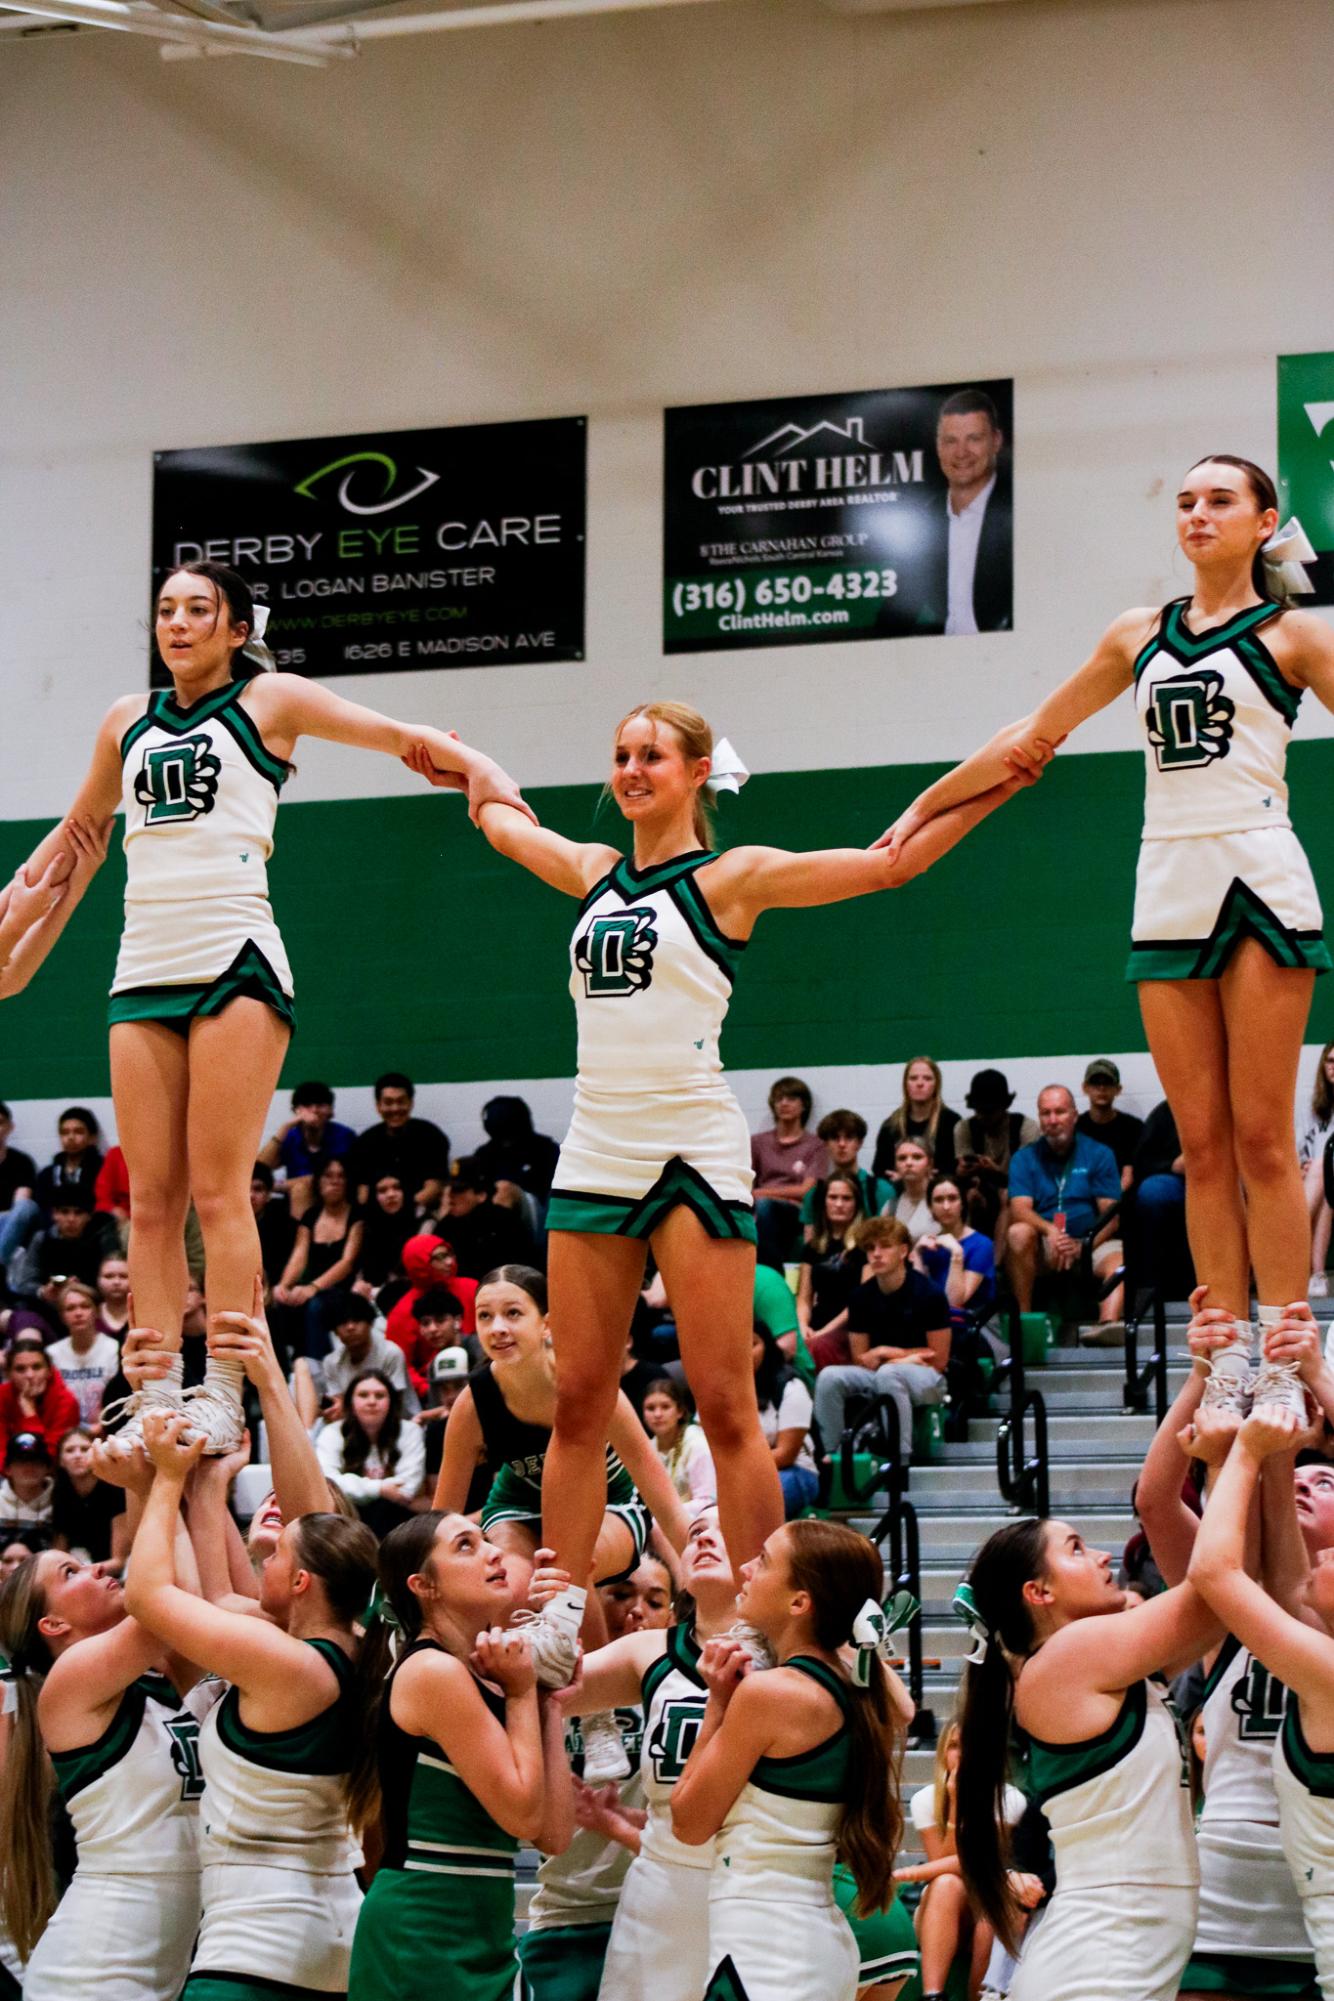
left=511, top=1588, right=631, bottom=1781
left=1248, top=1303, right=1311, bottom=1421
left=1198, top=1318, right=1254, bottom=1420
left=101, top=1349, right=188, bottom=1453
left=182, top=1350, right=248, bottom=1453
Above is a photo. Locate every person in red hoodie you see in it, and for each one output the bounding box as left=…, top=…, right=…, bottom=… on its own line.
left=384, top=1235, right=477, bottom=1368
left=0, top=1334, right=80, bottom=1459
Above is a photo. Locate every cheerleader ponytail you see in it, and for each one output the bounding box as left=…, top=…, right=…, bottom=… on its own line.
left=0, top=1559, right=58, bottom=1958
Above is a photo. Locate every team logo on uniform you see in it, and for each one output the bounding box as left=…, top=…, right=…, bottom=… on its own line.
left=1146, top=669, right=1235, bottom=771
left=647, top=1696, right=704, bottom=1782
left=164, top=1714, right=206, bottom=1800
left=1231, top=1658, right=1286, bottom=1741
left=576, top=907, right=658, bottom=997
left=135, top=735, right=221, bottom=824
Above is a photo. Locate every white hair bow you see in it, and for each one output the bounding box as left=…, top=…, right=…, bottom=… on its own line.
left=243, top=599, right=278, bottom=672
left=705, top=736, right=749, bottom=797
left=952, top=1582, right=991, bottom=1666
left=1262, top=517, right=1317, bottom=598
left=850, top=1590, right=918, bottom=1687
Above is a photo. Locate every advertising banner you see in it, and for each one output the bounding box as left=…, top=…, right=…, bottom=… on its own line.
left=151, top=417, right=586, bottom=681
left=1278, top=353, right=1334, bottom=605
left=663, top=380, right=1013, bottom=653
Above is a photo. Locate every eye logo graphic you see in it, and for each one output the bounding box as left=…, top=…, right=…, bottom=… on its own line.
left=294, top=451, right=441, bottom=517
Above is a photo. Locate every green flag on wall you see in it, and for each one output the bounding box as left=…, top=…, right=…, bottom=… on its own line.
left=1278, top=352, right=1334, bottom=605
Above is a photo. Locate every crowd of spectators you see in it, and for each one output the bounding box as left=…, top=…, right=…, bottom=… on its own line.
left=0, top=1044, right=1323, bottom=1564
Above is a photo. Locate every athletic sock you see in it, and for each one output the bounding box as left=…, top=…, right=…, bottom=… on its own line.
left=202, top=1352, right=246, bottom=1401
left=543, top=1584, right=588, bottom=1642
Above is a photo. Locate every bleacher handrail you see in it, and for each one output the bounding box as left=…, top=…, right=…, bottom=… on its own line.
left=1123, top=1286, right=1169, bottom=1426
left=994, top=1298, right=1051, bottom=1518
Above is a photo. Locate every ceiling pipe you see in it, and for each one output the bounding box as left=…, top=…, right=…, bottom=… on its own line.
left=279, top=0, right=727, bottom=39
left=3, top=0, right=336, bottom=57
left=823, top=0, right=1017, bottom=9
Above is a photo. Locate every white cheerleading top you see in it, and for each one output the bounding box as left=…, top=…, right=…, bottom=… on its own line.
left=197, top=1643, right=361, bottom=1876
left=1026, top=1678, right=1198, bottom=1891
left=50, top=1673, right=220, bottom=1876
left=711, top=1656, right=850, bottom=1908
left=1133, top=598, right=1299, bottom=841
left=118, top=680, right=287, bottom=902
left=569, top=850, right=743, bottom=1094
left=639, top=1626, right=713, bottom=1873
left=1273, top=1698, right=1334, bottom=1903
left=1200, top=1638, right=1287, bottom=1827
left=527, top=1709, right=645, bottom=1926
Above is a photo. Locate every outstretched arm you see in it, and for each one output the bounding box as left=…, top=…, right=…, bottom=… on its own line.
left=705, top=776, right=1024, bottom=934
left=0, top=812, right=113, bottom=1000
left=208, top=1285, right=331, bottom=1523
left=404, top=744, right=619, bottom=899
left=874, top=612, right=1145, bottom=858
left=251, top=675, right=534, bottom=828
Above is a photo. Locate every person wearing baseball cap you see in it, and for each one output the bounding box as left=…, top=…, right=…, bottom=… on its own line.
left=0, top=1428, right=55, bottom=1531
left=1077, top=1060, right=1143, bottom=1189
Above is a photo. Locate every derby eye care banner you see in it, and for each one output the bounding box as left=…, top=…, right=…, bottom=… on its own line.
left=663, top=380, right=1013, bottom=652
left=151, top=418, right=587, bottom=680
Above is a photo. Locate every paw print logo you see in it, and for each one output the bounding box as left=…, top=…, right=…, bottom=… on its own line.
left=135, top=735, right=222, bottom=823
left=577, top=907, right=658, bottom=997
left=1147, top=670, right=1235, bottom=771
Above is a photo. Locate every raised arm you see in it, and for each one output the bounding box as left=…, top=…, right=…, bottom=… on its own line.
left=559, top=1630, right=665, bottom=1717
left=209, top=1290, right=332, bottom=1522
left=876, top=612, right=1146, bottom=857
left=398, top=1635, right=546, bottom=1843
left=608, top=1395, right=690, bottom=1554
left=1190, top=1414, right=1334, bottom=1707
left=432, top=1386, right=486, bottom=1513
left=1036, top=1574, right=1220, bottom=1699
left=671, top=1642, right=777, bottom=1844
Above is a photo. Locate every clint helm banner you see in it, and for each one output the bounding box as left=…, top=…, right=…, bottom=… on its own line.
left=151, top=417, right=587, bottom=682
left=663, top=379, right=1013, bottom=653
left=1278, top=353, right=1334, bottom=606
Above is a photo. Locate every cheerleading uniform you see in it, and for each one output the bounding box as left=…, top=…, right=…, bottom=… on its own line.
left=1272, top=1698, right=1334, bottom=1997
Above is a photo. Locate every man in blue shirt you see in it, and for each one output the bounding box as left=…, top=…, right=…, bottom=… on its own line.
left=1007, top=1084, right=1123, bottom=1331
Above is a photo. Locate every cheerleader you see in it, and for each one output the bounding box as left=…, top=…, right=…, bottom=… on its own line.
left=12, top=560, right=528, bottom=1452
left=345, top=1511, right=573, bottom=2001
left=1189, top=1403, right=1334, bottom=1997
left=882, top=460, right=1334, bottom=1409
left=125, top=1410, right=377, bottom=2000
left=671, top=1517, right=907, bottom=2001
left=432, top=1263, right=688, bottom=1781
left=407, top=701, right=1020, bottom=1653
left=0, top=1532, right=216, bottom=2001
left=954, top=1516, right=1219, bottom=2001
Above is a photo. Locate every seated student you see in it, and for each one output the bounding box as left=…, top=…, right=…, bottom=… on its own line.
left=273, top=1157, right=365, bottom=1358
left=385, top=1234, right=478, bottom=1356
left=259, top=1078, right=357, bottom=1216
left=33, top=1104, right=103, bottom=1220
left=94, top=1252, right=130, bottom=1340
left=811, top=1217, right=950, bottom=1465
left=348, top=1069, right=451, bottom=1210
left=800, top=1112, right=892, bottom=1242
left=411, top=1285, right=471, bottom=1386
left=642, top=1376, right=717, bottom=1511
left=300, top=1291, right=420, bottom=1428
left=1300, top=1041, right=1334, bottom=1298
left=753, top=1260, right=802, bottom=1363
left=355, top=1172, right=417, bottom=1293
left=886, top=1139, right=936, bottom=1244
left=799, top=1174, right=870, bottom=1364
left=50, top=1424, right=128, bottom=1564
left=46, top=1279, right=121, bottom=1429
left=249, top=1162, right=297, bottom=1289
left=471, top=1094, right=561, bottom=1205
left=913, top=1177, right=997, bottom=1331
left=752, top=1325, right=820, bottom=1518
left=0, top=1427, right=55, bottom=1534
left=415, top=1346, right=484, bottom=1499
left=873, top=1057, right=961, bottom=1178
left=0, top=1337, right=79, bottom=1458
left=316, top=1367, right=426, bottom=1537
left=751, top=1075, right=831, bottom=1269
left=1005, top=1085, right=1122, bottom=1326
left=436, top=1158, right=535, bottom=1279
left=953, top=1068, right=1039, bottom=1240
left=27, top=1193, right=113, bottom=1299
left=1076, top=1059, right=1143, bottom=1193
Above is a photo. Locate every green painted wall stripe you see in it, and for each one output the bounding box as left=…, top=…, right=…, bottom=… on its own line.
left=3, top=744, right=1334, bottom=1099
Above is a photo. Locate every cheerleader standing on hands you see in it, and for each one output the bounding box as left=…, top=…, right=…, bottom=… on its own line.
left=883, top=460, right=1334, bottom=1411
left=409, top=700, right=1021, bottom=1667
left=12, top=562, right=529, bottom=1451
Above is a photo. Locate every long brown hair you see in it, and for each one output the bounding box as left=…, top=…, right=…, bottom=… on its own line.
left=784, top=1520, right=905, bottom=1916
left=955, top=1516, right=1048, bottom=1952
left=344, top=1512, right=445, bottom=1836
left=611, top=702, right=716, bottom=848
left=0, top=1558, right=59, bottom=1957
left=888, top=1056, right=945, bottom=1158
left=808, top=1171, right=867, bottom=1257
left=339, top=1369, right=405, bottom=1480
left=1312, top=1041, right=1334, bottom=1126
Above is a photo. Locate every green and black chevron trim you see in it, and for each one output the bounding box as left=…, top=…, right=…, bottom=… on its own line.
left=546, top=1155, right=755, bottom=1243
left=108, top=939, right=296, bottom=1032
left=702, top=1958, right=752, bottom=2001
left=1127, top=877, right=1332, bottom=983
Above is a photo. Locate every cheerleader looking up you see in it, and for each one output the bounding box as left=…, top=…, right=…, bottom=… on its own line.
left=12, top=561, right=529, bottom=1453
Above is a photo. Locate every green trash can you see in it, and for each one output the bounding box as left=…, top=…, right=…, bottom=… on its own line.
left=913, top=1403, right=944, bottom=1462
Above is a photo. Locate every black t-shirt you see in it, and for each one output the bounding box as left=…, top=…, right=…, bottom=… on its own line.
left=34, top=1150, right=103, bottom=1219
left=1132, top=1101, right=1181, bottom=1183
left=51, top=1474, right=125, bottom=1561
left=255, top=1196, right=297, bottom=1286
left=349, top=1119, right=450, bottom=1202
left=1076, top=1110, right=1143, bottom=1175
left=800, top=1244, right=867, bottom=1331
left=0, top=1148, right=37, bottom=1211
left=443, top=1204, right=535, bottom=1281
left=846, top=1266, right=950, bottom=1352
